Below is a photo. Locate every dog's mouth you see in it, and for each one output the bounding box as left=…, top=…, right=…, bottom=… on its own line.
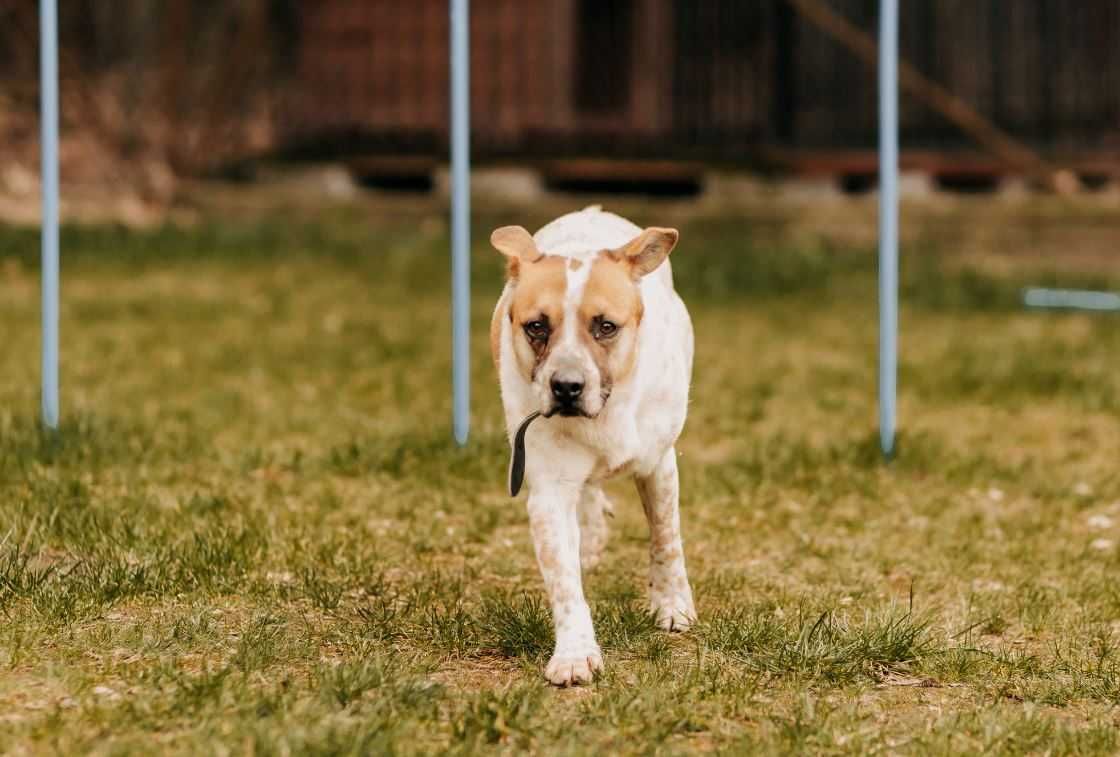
left=547, top=389, right=610, bottom=419
left=551, top=405, right=587, bottom=418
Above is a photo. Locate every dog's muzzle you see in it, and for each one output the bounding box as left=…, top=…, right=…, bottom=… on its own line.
left=550, top=375, right=585, bottom=417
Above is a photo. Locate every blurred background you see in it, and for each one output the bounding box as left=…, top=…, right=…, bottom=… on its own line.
left=3, top=4, right=1120, bottom=751
left=1, top=0, right=1119, bottom=214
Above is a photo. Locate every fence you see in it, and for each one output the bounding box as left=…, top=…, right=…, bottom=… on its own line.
left=2, top=0, right=1118, bottom=176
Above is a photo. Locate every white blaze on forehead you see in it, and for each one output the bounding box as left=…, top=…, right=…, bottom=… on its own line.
left=564, top=256, right=594, bottom=308
left=561, top=255, right=596, bottom=342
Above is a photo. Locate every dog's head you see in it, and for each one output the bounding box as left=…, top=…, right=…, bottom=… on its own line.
left=492, top=225, right=678, bottom=418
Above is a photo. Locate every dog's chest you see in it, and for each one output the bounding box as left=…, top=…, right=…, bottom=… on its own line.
left=558, top=402, right=671, bottom=482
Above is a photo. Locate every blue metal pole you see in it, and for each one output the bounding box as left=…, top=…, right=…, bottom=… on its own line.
left=1023, top=288, right=1120, bottom=312
left=878, top=0, right=899, bottom=458
left=40, top=0, right=60, bottom=429
left=450, top=0, right=470, bottom=445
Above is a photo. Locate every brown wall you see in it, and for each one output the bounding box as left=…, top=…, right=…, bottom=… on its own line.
left=283, top=0, right=1120, bottom=163
left=3, top=0, right=1117, bottom=171
left=284, top=0, right=688, bottom=152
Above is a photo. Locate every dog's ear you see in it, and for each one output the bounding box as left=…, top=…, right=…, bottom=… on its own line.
left=491, top=226, right=542, bottom=278
left=612, top=227, right=679, bottom=278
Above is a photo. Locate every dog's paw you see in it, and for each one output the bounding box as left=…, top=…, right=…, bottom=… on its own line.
left=544, top=648, right=603, bottom=687
left=651, top=594, right=695, bottom=632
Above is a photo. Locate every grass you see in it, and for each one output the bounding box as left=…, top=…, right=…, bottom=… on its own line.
left=1, top=198, right=1120, bottom=754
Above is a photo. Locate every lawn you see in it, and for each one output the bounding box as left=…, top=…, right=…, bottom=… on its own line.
left=1, top=198, right=1119, bottom=754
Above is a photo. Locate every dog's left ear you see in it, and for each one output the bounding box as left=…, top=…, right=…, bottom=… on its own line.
left=613, top=227, right=679, bottom=278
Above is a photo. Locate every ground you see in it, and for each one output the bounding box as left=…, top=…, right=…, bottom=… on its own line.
left=1, top=194, right=1119, bottom=754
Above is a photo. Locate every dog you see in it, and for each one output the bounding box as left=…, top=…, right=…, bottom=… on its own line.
left=489, top=206, right=696, bottom=686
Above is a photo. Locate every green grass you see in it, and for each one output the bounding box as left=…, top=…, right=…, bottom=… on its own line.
left=1, top=201, right=1120, bottom=754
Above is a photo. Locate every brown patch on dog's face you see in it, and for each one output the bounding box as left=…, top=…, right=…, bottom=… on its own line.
left=509, top=256, right=567, bottom=380
left=578, top=256, right=644, bottom=388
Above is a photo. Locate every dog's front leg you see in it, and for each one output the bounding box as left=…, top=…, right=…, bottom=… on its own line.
left=527, top=481, right=602, bottom=686
left=636, top=447, right=696, bottom=631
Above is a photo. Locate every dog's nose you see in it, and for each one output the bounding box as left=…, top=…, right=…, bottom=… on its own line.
left=550, top=377, right=584, bottom=404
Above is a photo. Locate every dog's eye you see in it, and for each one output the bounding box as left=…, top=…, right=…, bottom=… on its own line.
left=594, top=319, right=618, bottom=339
left=524, top=320, right=549, bottom=341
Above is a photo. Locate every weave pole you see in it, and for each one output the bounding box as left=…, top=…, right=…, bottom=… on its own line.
left=878, top=0, right=899, bottom=458
left=40, top=0, right=60, bottom=429
left=450, top=0, right=471, bottom=445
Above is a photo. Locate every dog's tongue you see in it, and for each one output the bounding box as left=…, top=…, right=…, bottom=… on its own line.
left=508, top=411, right=542, bottom=497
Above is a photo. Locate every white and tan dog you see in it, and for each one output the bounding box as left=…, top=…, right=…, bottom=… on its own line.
left=490, top=206, right=695, bottom=686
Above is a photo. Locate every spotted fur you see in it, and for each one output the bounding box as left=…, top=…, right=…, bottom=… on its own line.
left=490, top=207, right=696, bottom=686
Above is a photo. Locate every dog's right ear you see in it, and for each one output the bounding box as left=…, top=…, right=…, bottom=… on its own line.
left=490, top=226, right=542, bottom=278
